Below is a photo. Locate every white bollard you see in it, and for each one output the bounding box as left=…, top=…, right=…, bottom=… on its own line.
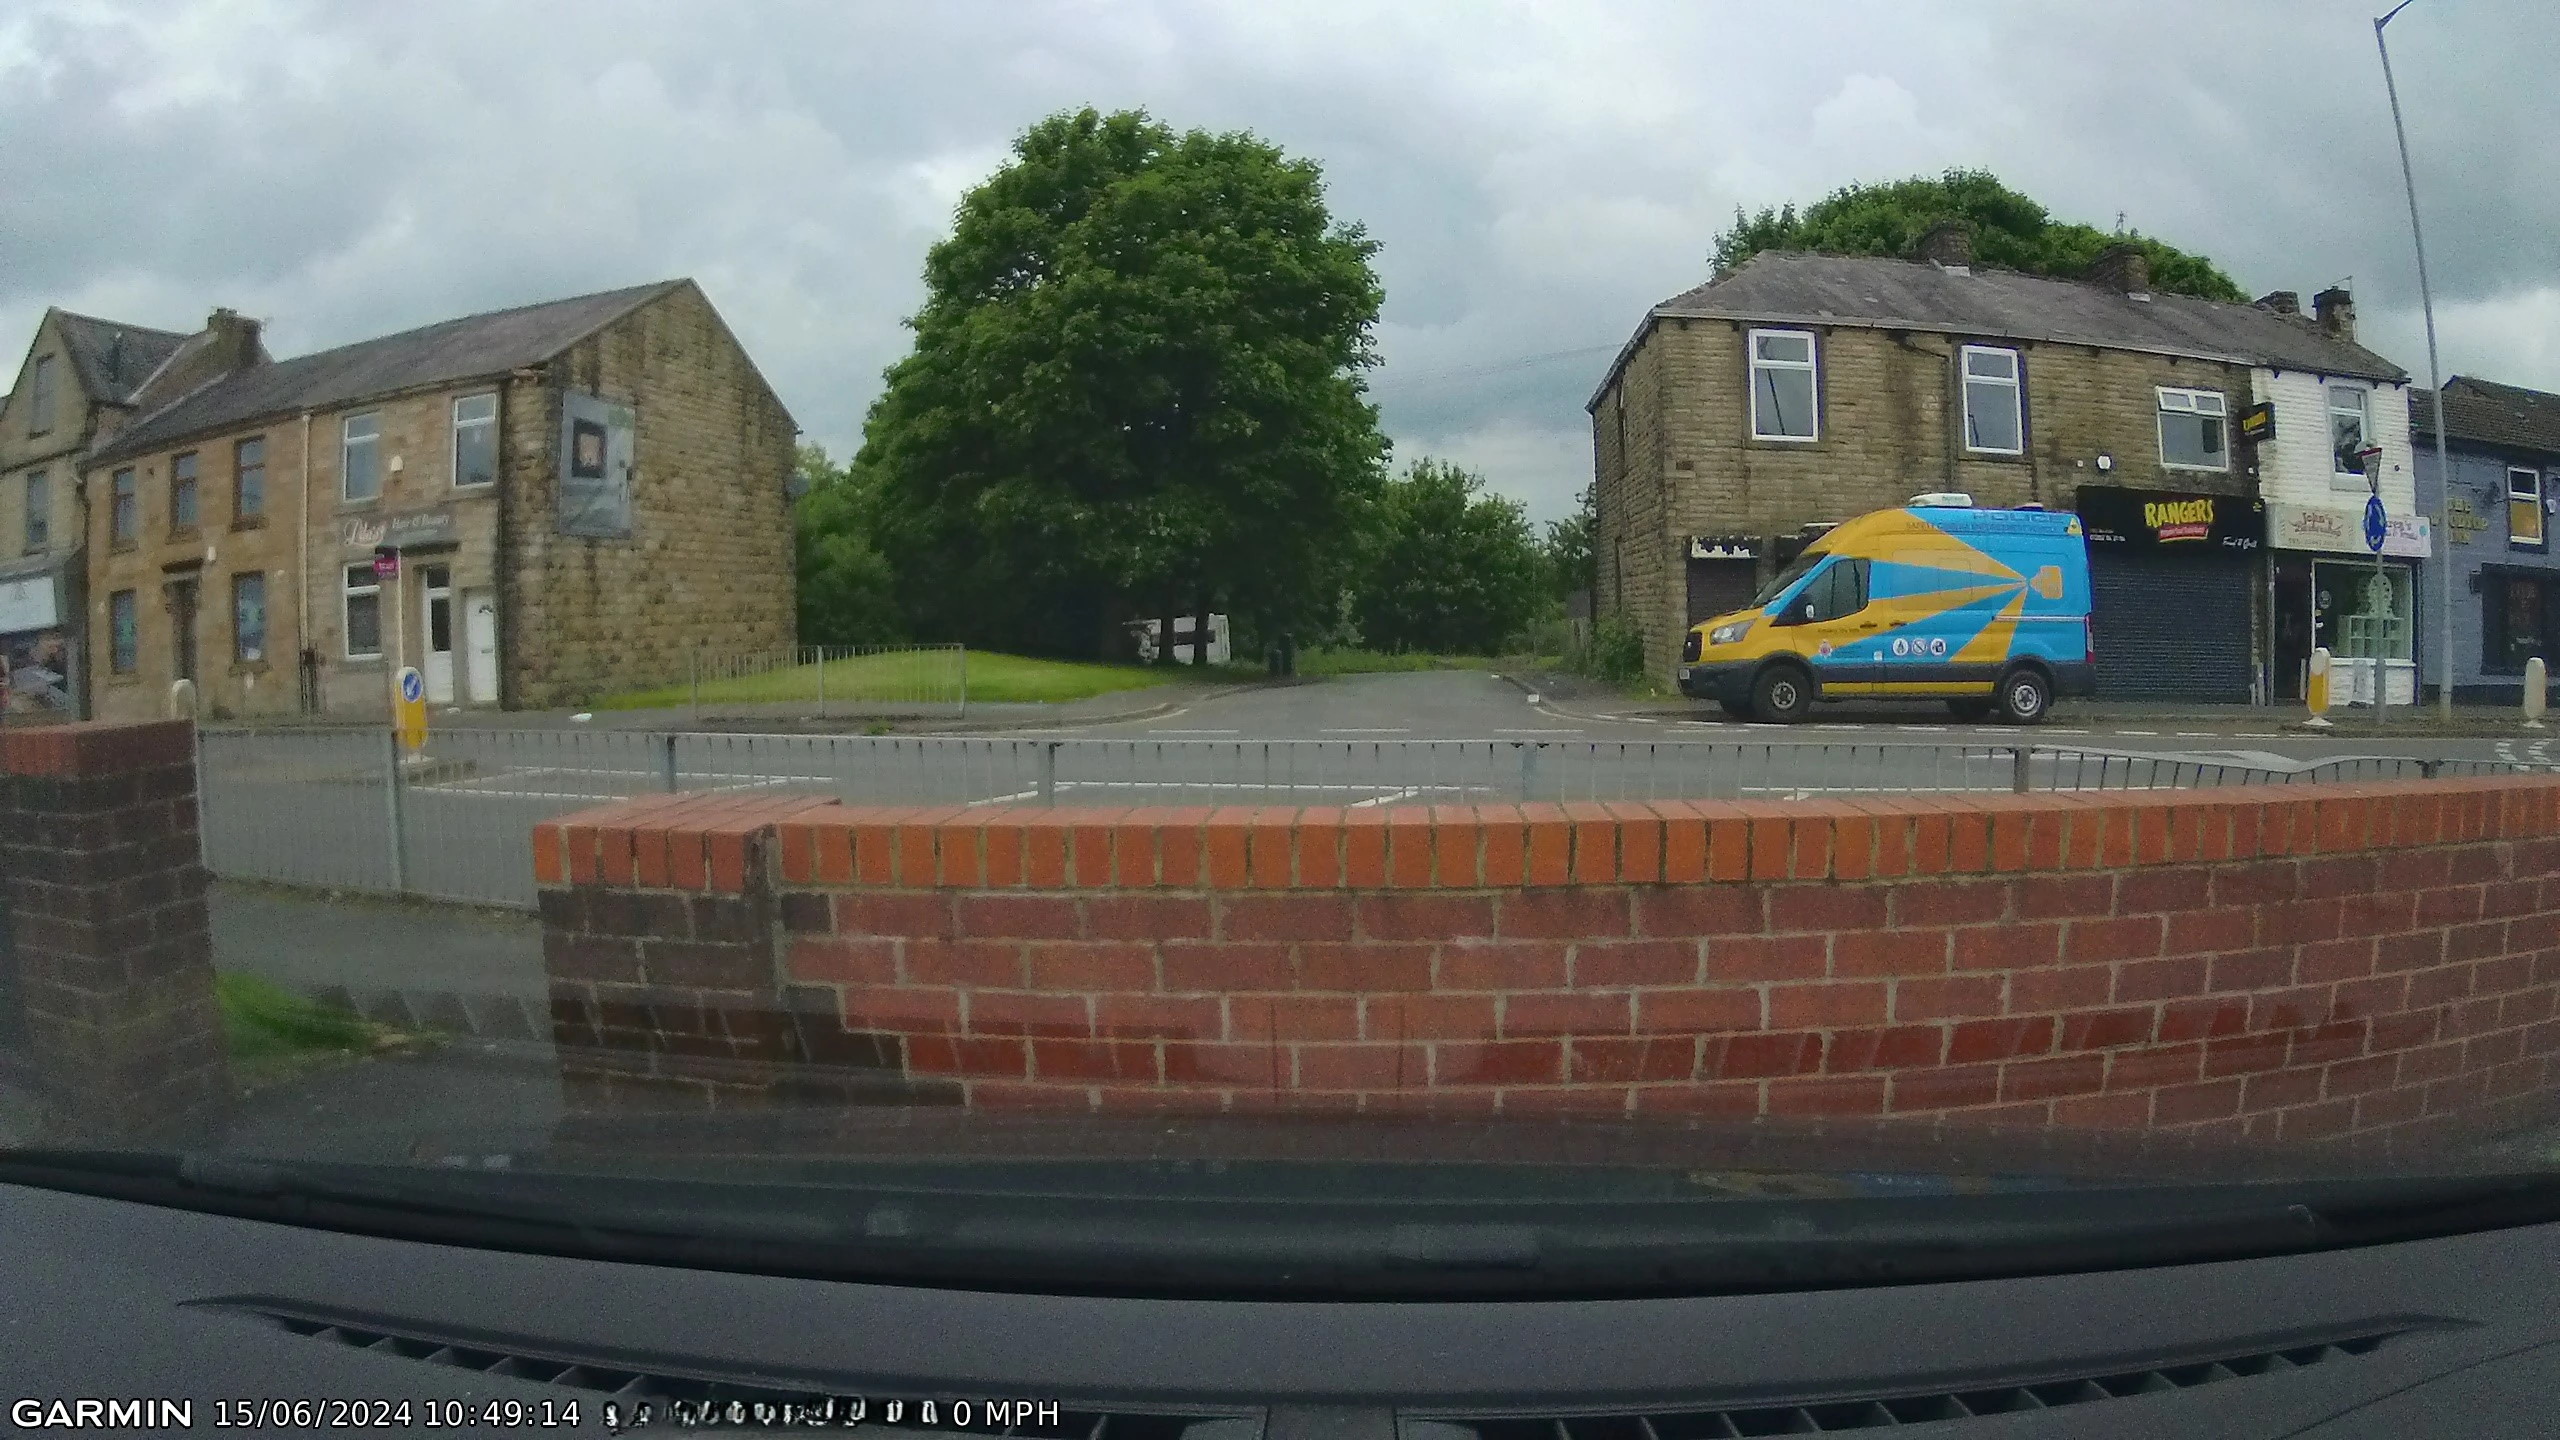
left=166, top=677, right=198, bottom=720
left=2302, top=647, right=2333, bottom=730
left=2527, top=656, right=2548, bottom=729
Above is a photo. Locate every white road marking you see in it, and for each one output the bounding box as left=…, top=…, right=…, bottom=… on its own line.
left=2234, top=732, right=2282, bottom=738
left=1347, top=786, right=1427, bottom=808
left=2173, top=731, right=2215, bottom=738
left=2115, top=729, right=2159, bottom=736
left=2533, top=740, right=2553, bottom=764
left=1497, top=728, right=1584, bottom=734
left=2043, top=728, right=2090, bottom=735
left=1322, top=727, right=1413, bottom=734
left=2497, top=742, right=2519, bottom=763
left=1146, top=729, right=1239, bottom=735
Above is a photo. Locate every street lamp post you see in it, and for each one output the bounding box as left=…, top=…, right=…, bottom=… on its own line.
left=2375, top=0, right=2456, bottom=722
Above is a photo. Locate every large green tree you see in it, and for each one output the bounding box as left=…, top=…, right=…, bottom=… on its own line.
left=1542, top=485, right=1595, bottom=601
left=1713, top=169, right=2246, bottom=302
left=1350, top=458, right=1545, bottom=655
left=860, top=107, right=1389, bottom=656
left=792, top=442, right=902, bottom=647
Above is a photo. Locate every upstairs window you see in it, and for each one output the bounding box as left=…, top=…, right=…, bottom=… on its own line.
left=1748, top=329, right=1819, bottom=441
left=2329, top=384, right=2371, bottom=481
left=234, top=436, right=266, bottom=521
left=170, top=451, right=199, bottom=532
left=1961, top=345, right=2023, bottom=455
left=2156, top=388, right=2228, bottom=471
left=110, top=467, right=138, bottom=544
left=22, top=471, right=46, bottom=552
left=342, top=412, right=381, bottom=502
left=452, top=393, right=498, bottom=487
left=26, top=354, right=54, bottom=436
left=2512, top=467, right=2547, bottom=550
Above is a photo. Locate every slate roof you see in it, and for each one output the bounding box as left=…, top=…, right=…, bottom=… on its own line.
left=49, top=311, right=191, bottom=406
left=92, top=281, right=685, bottom=465
left=1591, top=252, right=2409, bottom=408
left=2408, top=376, right=2560, bottom=460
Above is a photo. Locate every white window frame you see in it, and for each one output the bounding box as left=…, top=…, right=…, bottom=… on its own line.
left=2154, top=387, right=2229, bottom=472
left=342, top=412, right=382, bottom=503
left=2511, top=466, right=2547, bottom=550
left=1960, top=344, right=2024, bottom=456
left=451, top=392, right=498, bottom=488
left=2327, top=383, right=2371, bottom=488
left=1747, top=328, right=1820, bottom=443
left=342, top=563, right=382, bottom=661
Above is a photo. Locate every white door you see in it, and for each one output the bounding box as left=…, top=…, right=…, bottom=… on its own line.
left=422, top=566, right=455, bottom=704
left=463, top=589, right=499, bottom=705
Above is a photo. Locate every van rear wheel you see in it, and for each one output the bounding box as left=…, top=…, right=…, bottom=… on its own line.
left=1995, top=667, right=2052, bottom=725
left=1751, top=665, right=1813, bottom=724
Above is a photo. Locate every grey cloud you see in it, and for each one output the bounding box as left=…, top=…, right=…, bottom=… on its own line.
left=3, top=0, right=2550, bottom=531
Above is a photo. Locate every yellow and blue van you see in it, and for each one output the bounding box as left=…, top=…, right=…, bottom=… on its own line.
left=1679, top=499, right=2096, bottom=724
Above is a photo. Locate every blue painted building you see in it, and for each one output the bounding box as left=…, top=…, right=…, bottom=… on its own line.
left=2411, top=377, right=2560, bottom=703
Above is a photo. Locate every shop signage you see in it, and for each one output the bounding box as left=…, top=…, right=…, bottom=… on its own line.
left=2447, top=496, right=2490, bottom=541
left=340, top=506, right=458, bottom=553
left=0, top=574, right=57, bottom=634
left=1690, top=534, right=1759, bottom=560
left=2074, top=486, right=2265, bottom=553
left=2238, top=401, right=2274, bottom=446
left=2268, top=500, right=2431, bottom=559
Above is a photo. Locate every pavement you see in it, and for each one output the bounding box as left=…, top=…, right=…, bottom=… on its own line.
left=218, top=678, right=1248, bottom=735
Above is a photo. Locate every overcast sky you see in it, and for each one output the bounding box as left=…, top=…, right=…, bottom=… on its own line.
left=4, top=0, right=2553, bottom=524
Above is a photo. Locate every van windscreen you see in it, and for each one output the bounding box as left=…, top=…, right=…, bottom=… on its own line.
left=1751, top=550, right=1826, bottom=607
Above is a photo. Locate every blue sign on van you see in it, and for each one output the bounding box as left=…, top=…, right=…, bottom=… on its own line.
left=2363, top=495, right=2388, bottom=553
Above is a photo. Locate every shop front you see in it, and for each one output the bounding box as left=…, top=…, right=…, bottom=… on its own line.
left=0, top=552, right=82, bottom=720
left=2073, top=486, right=2264, bottom=702
left=2267, top=501, right=2431, bottom=707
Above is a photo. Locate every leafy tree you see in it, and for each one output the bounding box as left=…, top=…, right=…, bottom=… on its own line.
left=860, top=107, right=1389, bottom=656
left=792, top=443, right=902, bottom=647
left=1712, top=169, right=2246, bottom=302
left=1349, top=458, right=1545, bottom=655
left=1542, top=485, right=1595, bottom=600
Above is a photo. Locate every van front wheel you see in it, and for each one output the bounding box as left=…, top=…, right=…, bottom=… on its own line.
left=1751, top=665, right=1813, bottom=724
left=1995, top=667, right=2052, bottom=725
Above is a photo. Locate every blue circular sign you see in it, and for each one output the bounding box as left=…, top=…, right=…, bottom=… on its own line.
left=399, top=669, right=423, bottom=703
left=2363, top=494, right=2389, bottom=553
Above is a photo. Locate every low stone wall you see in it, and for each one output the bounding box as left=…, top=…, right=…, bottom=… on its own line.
left=533, top=782, right=2560, bottom=1147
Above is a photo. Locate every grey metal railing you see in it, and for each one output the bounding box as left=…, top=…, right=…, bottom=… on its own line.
left=682, top=643, right=967, bottom=720
left=195, top=728, right=2543, bottom=910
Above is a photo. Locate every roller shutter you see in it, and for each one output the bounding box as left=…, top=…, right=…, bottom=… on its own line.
left=2089, top=551, right=2253, bottom=701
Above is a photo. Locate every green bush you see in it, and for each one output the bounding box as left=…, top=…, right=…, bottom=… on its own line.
left=1577, top=613, right=1648, bottom=688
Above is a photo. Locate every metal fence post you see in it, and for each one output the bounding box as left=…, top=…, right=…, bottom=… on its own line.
left=1517, top=742, right=1539, bottom=802
left=383, top=726, right=409, bottom=894
left=816, top=645, right=826, bottom=720
left=688, top=649, right=699, bottom=721
left=659, top=731, right=680, bottom=792
left=2011, top=745, right=2032, bottom=794
left=957, top=644, right=968, bottom=721
left=1038, top=741, right=1059, bottom=807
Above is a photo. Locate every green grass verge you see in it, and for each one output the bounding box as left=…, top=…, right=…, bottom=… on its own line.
left=1289, top=648, right=1506, bottom=676
left=595, top=650, right=1186, bottom=710
left=218, top=973, right=431, bottom=1092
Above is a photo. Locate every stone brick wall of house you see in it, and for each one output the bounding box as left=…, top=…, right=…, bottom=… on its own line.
left=534, top=778, right=2560, bottom=1154
left=0, top=719, right=229, bottom=1140
left=503, top=283, right=796, bottom=710
left=1595, top=317, right=2257, bottom=681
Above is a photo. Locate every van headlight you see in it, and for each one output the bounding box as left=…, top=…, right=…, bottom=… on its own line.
left=1708, top=619, right=1753, bottom=646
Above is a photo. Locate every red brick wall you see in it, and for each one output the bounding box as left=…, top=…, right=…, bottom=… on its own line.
left=534, top=781, right=2560, bottom=1146
left=1, top=719, right=230, bottom=1138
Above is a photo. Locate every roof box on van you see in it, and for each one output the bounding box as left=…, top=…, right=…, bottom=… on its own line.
left=1908, top=492, right=1975, bottom=508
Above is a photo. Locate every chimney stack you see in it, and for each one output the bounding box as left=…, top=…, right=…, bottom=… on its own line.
left=205, top=307, right=262, bottom=370
left=1914, top=220, right=1972, bottom=272
left=2086, top=243, right=2150, bottom=297
left=2256, top=290, right=2301, bottom=316
left=2313, top=287, right=2355, bottom=342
